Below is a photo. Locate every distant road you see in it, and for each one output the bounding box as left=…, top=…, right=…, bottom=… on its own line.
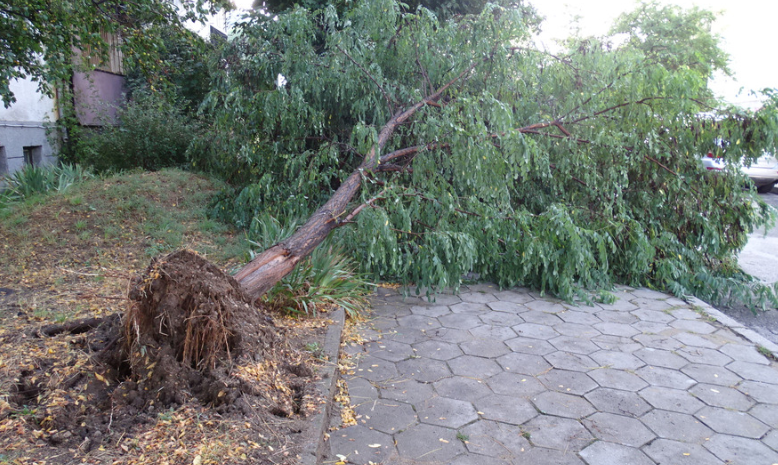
left=738, top=188, right=778, bottom=283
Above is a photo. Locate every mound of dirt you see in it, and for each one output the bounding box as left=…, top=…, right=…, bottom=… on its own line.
left=3, top=250, right=327, bottom=464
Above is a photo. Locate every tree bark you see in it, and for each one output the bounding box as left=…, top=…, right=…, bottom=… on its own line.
left=234, top=64, right=477, bottom=301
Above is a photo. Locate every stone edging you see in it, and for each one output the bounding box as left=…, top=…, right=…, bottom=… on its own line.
left=299, top=307, right=345, bottom=465
left=686, top=296, right=778, bottom=359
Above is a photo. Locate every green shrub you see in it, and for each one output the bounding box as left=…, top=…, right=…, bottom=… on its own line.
left=3, top=164, right=93, bottom=201
left=75, top=94, right=197, bottom=172
left=248, top=214, right=372, bottom=319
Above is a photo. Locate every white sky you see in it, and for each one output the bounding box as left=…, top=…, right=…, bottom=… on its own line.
left=231, top=0, right=776, bottom=109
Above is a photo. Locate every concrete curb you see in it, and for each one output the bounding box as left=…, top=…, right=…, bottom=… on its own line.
left=299, top=307, right=344, bottom=465
left=686, top=296, right=778, bottom=358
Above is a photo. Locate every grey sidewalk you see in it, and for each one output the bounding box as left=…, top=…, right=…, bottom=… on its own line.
left=323, top=284, right=778, bottom=465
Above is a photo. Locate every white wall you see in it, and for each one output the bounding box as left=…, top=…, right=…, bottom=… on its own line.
left=0, top=77, right=57, bottom=123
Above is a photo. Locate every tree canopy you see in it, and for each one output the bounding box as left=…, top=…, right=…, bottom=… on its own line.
left=0, top=0, right=230, bottom=106
left=197, top=0, right=777, bottom=307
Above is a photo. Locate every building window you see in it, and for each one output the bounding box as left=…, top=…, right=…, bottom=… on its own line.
left=23, top=146, right=42, bottom=167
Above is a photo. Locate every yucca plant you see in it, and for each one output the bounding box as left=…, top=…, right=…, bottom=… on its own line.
left=4, top=164, right=93, bottom=200
left=247, top=214, right=372, bottom=319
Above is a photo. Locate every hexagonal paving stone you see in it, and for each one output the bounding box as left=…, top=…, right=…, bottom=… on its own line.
left=593, top=322, right=640, bottom=337
left=396, top=357, right=451, bottom=383
left=460, top=291, right=497, bottom=304
left=719, top=343, right=771, bottom=365
left=408, top=293, right=461, bottom=306
left=345, top=376, right=378, bottom=404
left=641, top=410, right=714, bottom=444
left=504, top=336, right=557, bottom=355
left=674, top=332, right=721, bottom=349
left=434, top=376, right=493, bottom=403
left=395, top=423, right=466, bottom=462
left=366, top=340, right=414, bottom=362
left=460, top=338, right=511, bottom=358
left=354, top=400, right=418, bottom=434
left=521, top=310, right=565, bottom=326
left=596, top=311, right=639, bottom=325
left=670, top=319, right=718, bottom=335
left=460, top=419, right=531, bottom=458
left=643, top=439, right=725, bottom=465
left=450, top=302, right=489, bottom=314
left=680, top=363, right=743, bottom=386
left=448, top=455, right=511, bottom=465
left=448, top=355, right=503, bottom=379
left=584, top=388, right=652, bottom=417
left=469, top=324, right=517, bottom=341
left=513, top=323, right=559, bottom=340
left=635, top=366, right=697, bottom=389
left=383, top=327, right=430, bottom=344
left=582, top=412, right=656, bottom=447
left=511, top=447, right=585, bottom=464
left=632, top=333, right=685, bottom=351
left=548, top=336, right=600, bottom=355
left=413, top=340, right=464, bottom=361
left=695, top=406, right=771, bottom=438
left=438, top=312, right=483, bottom=330
left=591, top=335, right=642, bottom=353
left=632, top=288, right=672, bottom=299
left=703, top=434, right=778, bottom=464
left=639, top=386, right=705, bottom=414
left=328, top=425, right=396, bottom=463
left=675, top=346, right=733, bottom=366
left=670, top=307, right=702, bottom=320
left=410, top=305, right=451, bottom=318
left=630, top=297, right=675, bottom=311
left=532, top=391, right=595, bottom=419
left=557, top=310, right=602, bottom=326
left=544, top=352, right=599, bottom=372
left=590, top=350, right=646, bottom=370
left=486, top=300, right=528, bottom=315
left=631, top=308, right=675, bottom=323
left=522, top=415, right=594, bottom=451
left=537, top=369, right=597, bottom=395
left=749, top=404, right=778, bottom=428
left=727, top=361, right=778, bottom=383
left=579, top=441, right=655, bottom=465
left=474, top=394, right=538, bottom=425
left=497, top=352, right=552, bottom=376
left=588, top=368, right=648, bottom=392
left=379, top=380, right=436, bottom=406
left=633, top=347, right=688, bottom=369
left=397, top=314, right=442, bottom=329
left=417, top=396, right=478, bottom=428
left=763, top=430, right=778, bottom=453
left=737, top=380, right=778, bottom=403
left=554, top=322, right=601, bottom=338
left=688, top=383, right=754, bottom=411
left=525, top=299, right=568, bottom=313
left=597, top=299, right=638, bottom=312
left=479, top=311, right=523, bottom=327
left=355, top=355, right=399, bottom=382
left=434, top=327, right=473, bottom=344
left=492, top=289, right=535, bottom=304
left=487, top=371, right=547, bottom=397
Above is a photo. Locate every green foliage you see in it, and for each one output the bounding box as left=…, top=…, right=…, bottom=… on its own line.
left=74, top=95, right=198, bottom=172
left=610, top=0, right=730, bottom=79
left=0, top=0, right=231, bottom=106
left=201, top=0, right=778, bottom=309
left=250, top=214, right=371, bottom=318
left=2, top=164, right=94, bottom=201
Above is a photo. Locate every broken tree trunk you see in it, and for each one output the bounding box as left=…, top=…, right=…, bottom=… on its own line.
left=234, top=64, right=477, bottom=301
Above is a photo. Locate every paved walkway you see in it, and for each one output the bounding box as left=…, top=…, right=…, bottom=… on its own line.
left=324, top=284, right=778, bottom=465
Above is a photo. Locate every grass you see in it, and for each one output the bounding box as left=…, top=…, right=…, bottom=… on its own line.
left=0, top=169, right=252, bottom=321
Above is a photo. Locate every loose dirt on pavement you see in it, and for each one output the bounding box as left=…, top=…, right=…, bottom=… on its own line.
left=0, top=170, right=332, bottom=465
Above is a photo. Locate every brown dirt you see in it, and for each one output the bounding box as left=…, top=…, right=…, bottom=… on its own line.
left=0, top=172, right=336, bottom=465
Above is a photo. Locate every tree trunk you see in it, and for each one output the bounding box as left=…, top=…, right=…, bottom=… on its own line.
left=234, top=65, right=475, bottom=300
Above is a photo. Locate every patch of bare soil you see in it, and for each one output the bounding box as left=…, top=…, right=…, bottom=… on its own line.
left=0, top=251, right=332, bottom=464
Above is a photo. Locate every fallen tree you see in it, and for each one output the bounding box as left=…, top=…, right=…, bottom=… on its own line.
left=96, top=0, right=778, bottom=408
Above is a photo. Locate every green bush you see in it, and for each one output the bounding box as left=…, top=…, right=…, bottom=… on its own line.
left=75, top=95, right=197, bottom=172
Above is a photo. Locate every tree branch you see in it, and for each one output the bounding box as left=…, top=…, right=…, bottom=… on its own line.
left=336, top=44, right=395, bottom=114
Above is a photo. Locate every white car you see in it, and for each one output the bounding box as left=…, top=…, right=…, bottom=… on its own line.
left=702, top=150, right=778, bottom=194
